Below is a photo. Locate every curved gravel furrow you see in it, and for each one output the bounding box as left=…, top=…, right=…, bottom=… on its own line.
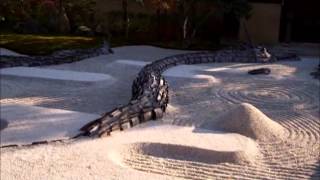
left=105, top=50, right=318, bottom=179
left=276, top=114, right=320, bottom=144
left=120, top=78, right=319, bottom=179
left=79, top=47, right=293, bottom=137
left=214, top=81, right=319, bottom=112
left=1, top=46, right=318, bottom=179
left=124, top=153, right=318, bottom=179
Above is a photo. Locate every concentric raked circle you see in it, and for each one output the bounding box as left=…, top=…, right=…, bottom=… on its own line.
left=214, top=79, right=319, bottom=112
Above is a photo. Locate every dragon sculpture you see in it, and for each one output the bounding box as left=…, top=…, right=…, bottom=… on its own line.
left=0, top=43, right=299, bottom=145
left=78, top=45, right=299, bottom=137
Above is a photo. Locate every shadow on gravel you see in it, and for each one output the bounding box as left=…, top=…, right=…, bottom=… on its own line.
left=311, top=160, right=320, bottom=179
left=126, top=142, right=247, bottom=164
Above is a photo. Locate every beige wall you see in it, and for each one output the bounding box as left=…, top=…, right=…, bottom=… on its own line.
left=239, top=3, right=281, bottom=44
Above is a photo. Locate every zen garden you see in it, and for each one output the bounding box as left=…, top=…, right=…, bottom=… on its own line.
left=0, top=0, right=319, bottom=179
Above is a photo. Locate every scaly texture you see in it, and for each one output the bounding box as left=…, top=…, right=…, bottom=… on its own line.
left=79, top=46, right=299, bottom=137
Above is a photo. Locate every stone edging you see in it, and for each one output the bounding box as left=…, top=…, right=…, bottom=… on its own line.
left=0, top=41, right=112, bottom=68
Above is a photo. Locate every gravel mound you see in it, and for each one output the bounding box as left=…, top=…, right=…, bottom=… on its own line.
left=201, top=103, right=286, bottom=141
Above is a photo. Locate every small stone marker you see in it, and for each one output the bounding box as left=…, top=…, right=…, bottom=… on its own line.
left=248, top=68, right=271, bottom=75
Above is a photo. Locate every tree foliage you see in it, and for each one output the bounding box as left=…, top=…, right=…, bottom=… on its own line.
left=0, top=0, right=251, bottom=46
left=176, top=0, right=251, bottom=45
left=0, top=0, right=96, bottom=33
left=64, top=0, right=96, bottom=31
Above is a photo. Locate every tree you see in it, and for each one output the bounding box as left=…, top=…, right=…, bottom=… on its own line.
left=121, top=0, right=145, bottom=38
left=177, top=0, right=251, bottom=46
left=0, top=0, right=96, bottom=34
left=122, top=0, right=129, bottom=38
left=64, top=0, right=96, bottom=32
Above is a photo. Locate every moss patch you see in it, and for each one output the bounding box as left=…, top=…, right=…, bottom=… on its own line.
left=0, top=34, right=102, bottom=55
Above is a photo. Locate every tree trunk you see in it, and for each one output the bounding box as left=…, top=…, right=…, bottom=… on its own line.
left=183, top=16, right=189, bottom=40
left=58, top=0, right=70, bottom=33
left=122, top=0, right=128, bottom=38
left=181, top=0, right=196, bottom=47
left=155, top=6, right=160, bottom=40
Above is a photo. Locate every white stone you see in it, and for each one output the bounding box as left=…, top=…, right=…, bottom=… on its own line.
left=115, top=59, right=149, bottom=66
left=0, top=104, right=100, bottom=146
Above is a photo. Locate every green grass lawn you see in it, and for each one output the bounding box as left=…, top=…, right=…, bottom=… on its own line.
left=0, top=33, right=102, bottom=55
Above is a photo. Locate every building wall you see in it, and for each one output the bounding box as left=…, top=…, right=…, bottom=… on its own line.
left=239, top=3, right=282, bottom=44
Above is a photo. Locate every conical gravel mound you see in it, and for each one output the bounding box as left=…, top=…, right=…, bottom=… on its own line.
left=201, top=103, right=286, bottom=141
